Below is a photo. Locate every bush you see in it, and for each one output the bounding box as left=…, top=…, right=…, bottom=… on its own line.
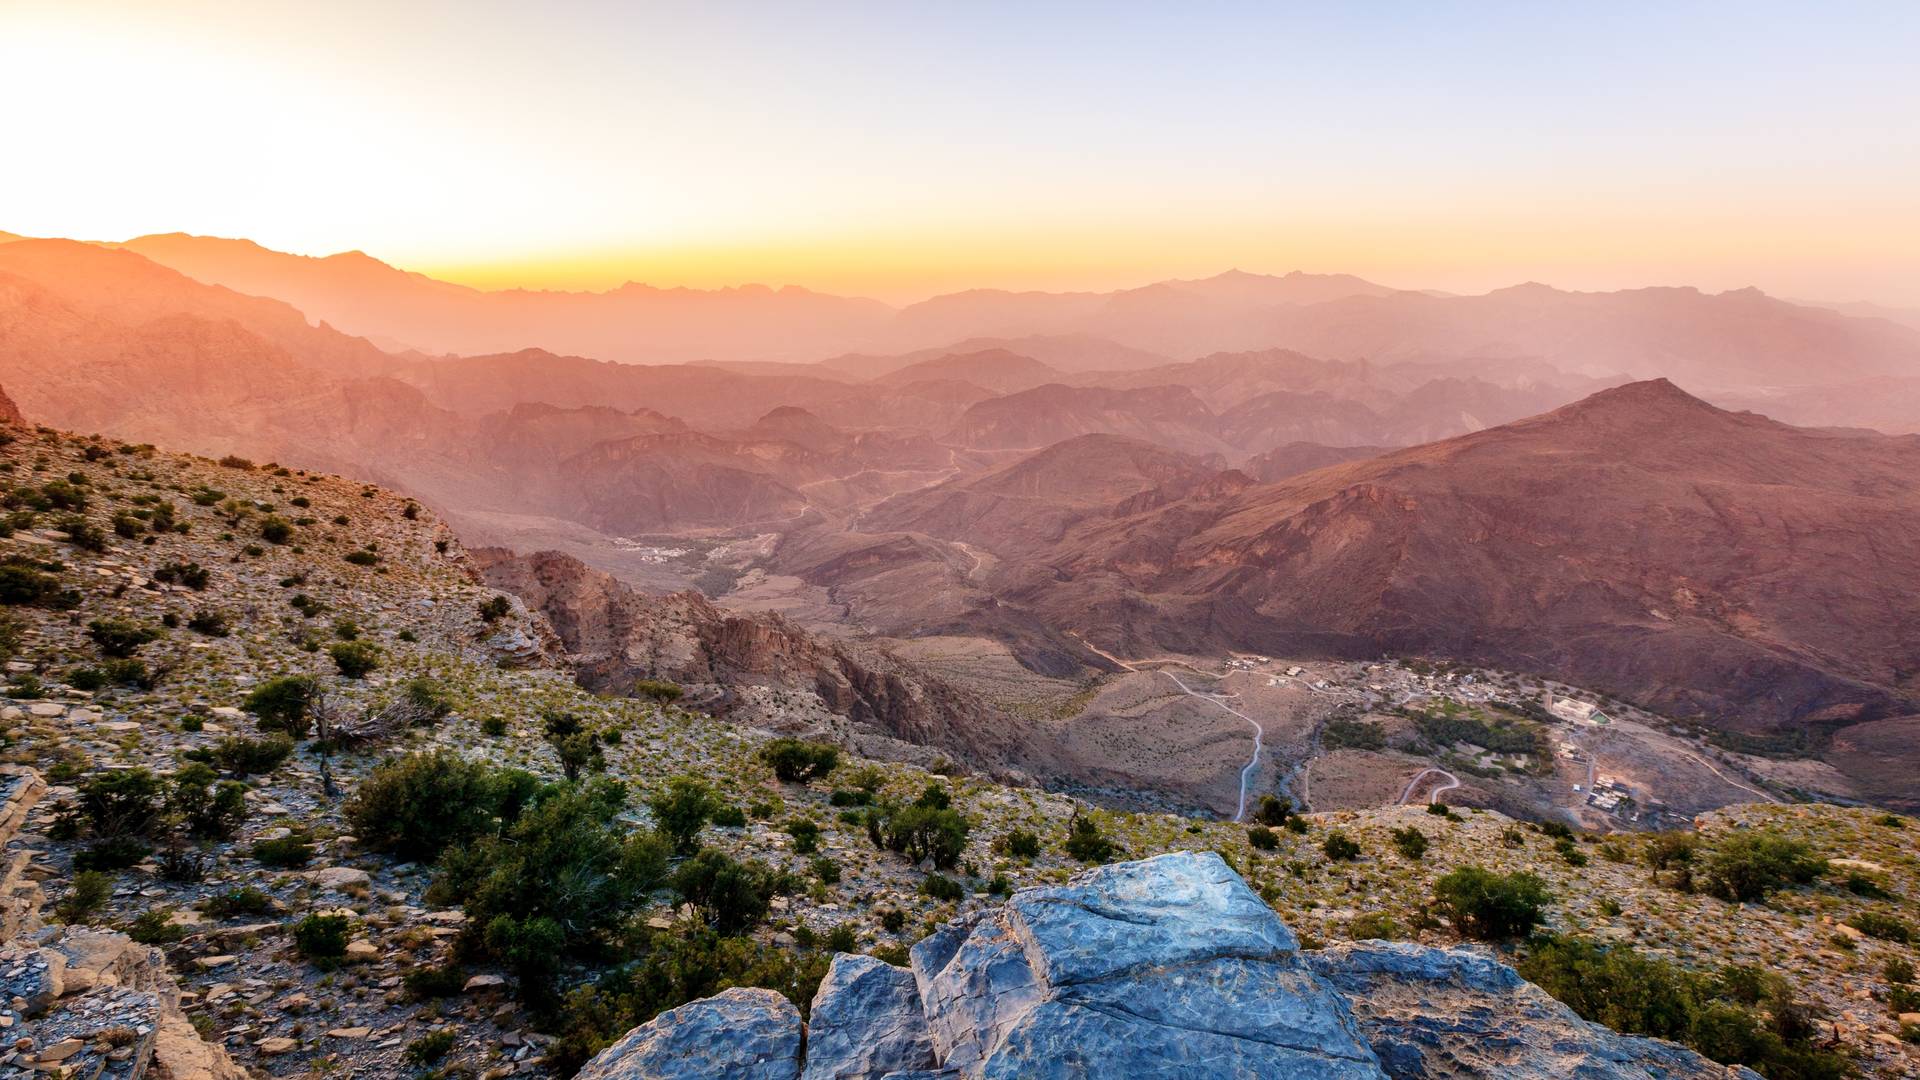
left=259, top=516, right=294, bottom=544
left=1247, top=825, right=1280, bottom=850
left=80, top=767, right=162, bottom=837
left=126, top=907, right=186, bottom=945
left=759, top=739, right=839, bottom=784
left=1063, top=814, right=1117, bottom=864
left=921, top=873, right=965, bottom=902
left=1699, top=831, right=1825, bottom=903
left=251, top=833, right=315, bottom=868
left=153, top=561, right=210, bottom=590
left=87, top=618, right=161, bottom=658
left=1390, top=825, right=1429, bottom=860
left=671, top=849, right=789, bottom=934
left=632, top=678, right=683, bottom=703
left=347, top=752, right=533, bottom=862
left=55, top=871, right=113, bottom=924
left=1432, top=866, right=1551, bottom=940
left=210, top=734, right=295, bottom=775
left=243, top=675, right=317, bottom=735
left=999, top=829, right=1041, bottom=858
left=431, top=779, right=670, bottom=985
left=478, top=595, right=512, bottom=622
left=1520, top=934, right=1849, bottom=1080
left=1845, top=910, right=1913, bottom=944
left=203, top=886, right=275, bottom=919
left=401, top=677, right=456, bottom=723
left=649, top=777, right=722, bottom=855
left=328, top=640, right=381, bottom=678
left=1253, top=794, right=1293, bottom=826
left=783, top=818, right=821, bottom=855
left=1322, top=831, right=1362, bottom=861
left=291, top=913, right=350, bottom=963
left=1348, top=912, right=1403, bottom=940
left=403, top=1031, right=456, bottom=1067
left=404, top=961, right=469, bottom=1000
left=186, top=609, right=230, bottom=637
left=866, top=793, right=971, bottom=870
left=74, top=836, right=152, bottom=871
left=167, top=762, right=248, bottom=839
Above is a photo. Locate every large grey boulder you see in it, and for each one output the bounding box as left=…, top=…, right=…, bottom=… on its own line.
left=803, top=953, right=937, bottom=1079
left=576, top=986, right=802, bottom=1080
left=1307, top=942, right=1761, bottom=1080
left=911, top=850, right=1386, bottom=1079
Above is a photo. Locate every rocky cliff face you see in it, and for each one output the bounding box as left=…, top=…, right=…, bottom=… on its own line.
left=472, top=548, right=1037, bottom=770
left=575, top=851, right=1756, bottom=1080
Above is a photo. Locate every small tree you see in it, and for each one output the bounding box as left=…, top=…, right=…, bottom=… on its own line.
left=1063, top=809, right=1117, bottom=864
left=87, top=618, right=161, bottom=659
left=1433, top=866, right=1552, bottom=940
left=328, top=640, right=381, bottom=678
left=632, top=678, right=683, bottom=703
left=759, top=739, right=839, bottom=784
left=649, top=777, right=721, bottom=855
left=1322, top=831, right=1362, bottom=861
left=478, top=595, right=512, bottom=623
left=671, top=849, right=788, bottom=934
left=1253, top=794, right=1293, bottom=827
left=244, top=675, right=318, bottom=736
left=1390, top=825, right=1430, bottom=860
left=1247, top=825, right=1280, bottom=850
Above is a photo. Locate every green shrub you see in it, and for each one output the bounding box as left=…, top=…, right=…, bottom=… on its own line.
left=1845, top=909, right=1913, bottom=944
left=671, top=849, right=789, bottom=934
left=649, top=777, right=721, bottom=855
left=998, top=829, right=1041, bottom=858
left=1432, top=866, right=1551, bottom=940
left=759, top=739, right=839, bottom=784
left=186, top=608, right=230, bottom=637
left=203, top=886, right=274, bottom=919
left=632, top=677, right=683, bottom=703
left=251, top=833, right=315, bottom=868
left=401, top=676, right=456, bottom=722
left=55, top=871, right=113, bottom=924
left=259, top=516, right=294, bottom=544
left=921, top=874, right=965, bottom=902
left=243, top=675, right=316, bottom=736
left=80, top=767, right=162, bottom=837
left=783, top=818, right=821, bottom=855
left=74, top=836, right=152, bottom=871
left=1322, top=831, right=1361, bottom=861
left=866, top=794, right=971, bottom=870
left=1348, top=912, right=1403, bottom=940
left=347, top=752, right=533, bottom=862
left=1247, top=825, right=1280, bottom=850
left=1699, top=830, right=1825, bottom=903
left=404, top=1030, right=456, bottom=1066
left=431, top=779, right=670, bottom=985
left=210, top=734, right=295, bottom=775
left=327, top=639, right=380, bottom=678
left=87, top=618, right=161, bottom=658
left=167, top=762, right=248, bottom=839
left=478, top=594, right=513, bottom=622
left=1063, top=814, right=1117, bottom=864
left=1253, top=794, right=1293, bottom=826
left=291, top=913, right=351, bottom=963
left=404, top=961, right=469, bottom=1000
left=1390, top=826, right=1429, bottom=860
left=126, top=907, right=186, bottom=945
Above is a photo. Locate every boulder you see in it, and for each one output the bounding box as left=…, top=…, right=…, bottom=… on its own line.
left=1306, top=942, right=1761, bottom=1079
left=576, top=986, right=801, bottom=1080
left=803, top=953, right=936, bottom=1079
left=910, top=851, right=1383, bottom=1079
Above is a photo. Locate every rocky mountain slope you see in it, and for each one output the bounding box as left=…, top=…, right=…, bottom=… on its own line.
left=0, top=416, right=1911, bottom=1078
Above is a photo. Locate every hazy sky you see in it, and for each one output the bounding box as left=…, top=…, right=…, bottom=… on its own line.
left=4, top=1, right=1918, bottom=304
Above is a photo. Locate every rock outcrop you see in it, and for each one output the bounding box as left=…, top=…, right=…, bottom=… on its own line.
left=577, top=851, right=1752, bottom=1079
left=0, top=767, right=247, bottom=1080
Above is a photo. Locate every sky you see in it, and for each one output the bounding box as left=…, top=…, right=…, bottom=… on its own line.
left=3, top=0, right=1918, bottom=305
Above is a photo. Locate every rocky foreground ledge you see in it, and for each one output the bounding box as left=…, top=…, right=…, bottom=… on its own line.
left=579, top=850, right=1758, bottom=1079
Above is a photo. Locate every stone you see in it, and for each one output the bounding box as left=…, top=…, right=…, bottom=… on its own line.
left=912, top=851, right=1381, bottom=1079
left=803, top=953, right=935, bottom=1080
left=345, top=940, right=379, bottom=960
left=465, top=974, right=508, bottom=992
left=257, top=1036, right=298, bottom=1054
left=310, top=866, right=370, bottom=891
left=1307, top=942, right=1761, bottom=1079
left=575, top=986, right=800, bottom=1080
left=328, top=1027, right=372, bottom=1039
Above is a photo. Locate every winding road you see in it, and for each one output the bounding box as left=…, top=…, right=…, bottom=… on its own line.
left=1071, top=635, right=1268, bottom=822
left=1396, top=767, right=1461, bottom=806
